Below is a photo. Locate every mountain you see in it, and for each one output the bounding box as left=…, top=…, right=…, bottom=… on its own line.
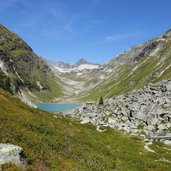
left=0, top=24, right=63, bottom=103
left=53, top=61, right=72, bottom=70
left=47, top=28, right=171, bottom=102
left=0, top=24, right=171, bottom=170
left=49, top=58, right=100, bottom=73
left=0, top=24, right=101, bottom=103
left=74, top=58, right=88, bottom=67
left=73, top=58, right=100, bottom=71
left=78, top=29, right=171, bottom=101
left=73, top=58, right=100, bottom=70
left=47, top=59, right=100, bottom=101
left=1, top=23, right=171, bottom=103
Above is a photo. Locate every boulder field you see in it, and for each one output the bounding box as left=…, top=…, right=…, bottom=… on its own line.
left=71, top=79, right=171, bottom=142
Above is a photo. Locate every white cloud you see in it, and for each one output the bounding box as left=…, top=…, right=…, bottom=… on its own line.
left=102, top=33, right=133, bottom=43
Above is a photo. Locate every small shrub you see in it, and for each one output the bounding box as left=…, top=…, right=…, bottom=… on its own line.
left=29, top=160, right=48, bottom=171
left=98, top=96, right=104, bottom=105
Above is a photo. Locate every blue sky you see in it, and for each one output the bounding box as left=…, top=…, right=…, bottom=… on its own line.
left=1, top=0, right=171, bottom=64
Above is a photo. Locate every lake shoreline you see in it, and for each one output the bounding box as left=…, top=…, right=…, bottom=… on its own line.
left=36, top=103, right=82, bottom=113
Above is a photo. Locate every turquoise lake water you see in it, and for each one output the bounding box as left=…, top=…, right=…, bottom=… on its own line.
left=36, top=103, right=82, bottom=113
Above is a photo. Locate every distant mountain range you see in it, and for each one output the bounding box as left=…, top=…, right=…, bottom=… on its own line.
left=1, top=24, right=171, bottom=103
left=48, top=58, right=100, bottom=73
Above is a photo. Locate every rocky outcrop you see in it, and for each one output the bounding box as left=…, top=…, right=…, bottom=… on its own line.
left=72, top=79, right=171, bottom=138
left=0, top=144, right=24, bottom=168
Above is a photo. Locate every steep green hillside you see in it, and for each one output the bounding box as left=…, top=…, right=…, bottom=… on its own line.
left=81, top=30, right=171, bottom=101
left=0, top=24, right=62, bottom=101
left=0, top=89, right=171, bottom=170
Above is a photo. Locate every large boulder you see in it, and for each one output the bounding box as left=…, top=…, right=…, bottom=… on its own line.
left=108, top=117, right=117, bottom=125
left=0, top=144, right=23, bottom=167
left=151, top=118, right=158, bottom=126
left=158, top=124, right=167, bottom=131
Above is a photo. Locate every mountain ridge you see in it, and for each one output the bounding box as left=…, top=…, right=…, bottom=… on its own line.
left=77, top=28, right=171, bottom=101
left=1, top=23, right=171, bottom=103
left=49, top=58, right=100, bottom=73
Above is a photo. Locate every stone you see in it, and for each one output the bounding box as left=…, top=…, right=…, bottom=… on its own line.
left=163, top=103, right=170, bottom=108
left=145, top=125, right=155, bottom=131
left=130, top=128, right=139, bottom=133
left=80, top=118, right=91, bottom=124
left=151, top=118, right=158, bottom=126
left=166, top=122, right=171, bottom=128
left=165, top=83, right=171, bottom=91
left=136, top=114, right=146, bottom=120
left=156, top=109, right=165, bottom=116
left=121, top=116, right=128, bottom=122
left=108, top=117, right=116, bottom=125
left=0, top=144, right=23, bottom=166
left=163, top=140, right=171, bottom=146
left=158, top=124, right=167, bottom=130
left=166, top=133, right=171, bottom=136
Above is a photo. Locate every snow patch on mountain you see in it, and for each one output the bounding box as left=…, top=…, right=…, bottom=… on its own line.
left=54, top=64, right=99, bottom=72
left=54, top=66, right=69, bottom=73
left=75, top=63, right=99, bottom=70
left=50, top=59, right=100, bottom=73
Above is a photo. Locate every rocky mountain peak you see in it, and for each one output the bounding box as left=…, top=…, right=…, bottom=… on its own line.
left=73, top=58, right=89, bottom=67
left=54, top=61, right=71, bottom=69
left=163, top=28, right=171, bottom=38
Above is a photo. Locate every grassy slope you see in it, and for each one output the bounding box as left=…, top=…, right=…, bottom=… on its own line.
left=32, top=76, right=63, bottom=101
left=0, top=89, right=171, bottom=171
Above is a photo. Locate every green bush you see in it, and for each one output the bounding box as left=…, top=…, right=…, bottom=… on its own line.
left=98, top=96, right=104, bottom=105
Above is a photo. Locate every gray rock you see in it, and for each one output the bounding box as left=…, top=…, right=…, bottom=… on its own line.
left=166, top=122, right=171, bottom=128
left=151, top=118, right=158, bottom=126
left=163, top=140, right=171, bottom=146
left=158, top=124, right=167, bottom=130
left=0, top=144, right=23, bottom=167
left=165, top=83, right=171, bottom=91
left=108, top=117, right=116, bottom=125
left=156, top=109, right=165, bottom=116
left=80, top=118, right=91, bottom=124
left=145, top=125, right=155, bottom=131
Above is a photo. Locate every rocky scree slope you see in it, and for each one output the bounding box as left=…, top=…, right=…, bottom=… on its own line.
left=72, top=79, right=171, bottom=140
left=0, top=24, right=62, bottom=103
